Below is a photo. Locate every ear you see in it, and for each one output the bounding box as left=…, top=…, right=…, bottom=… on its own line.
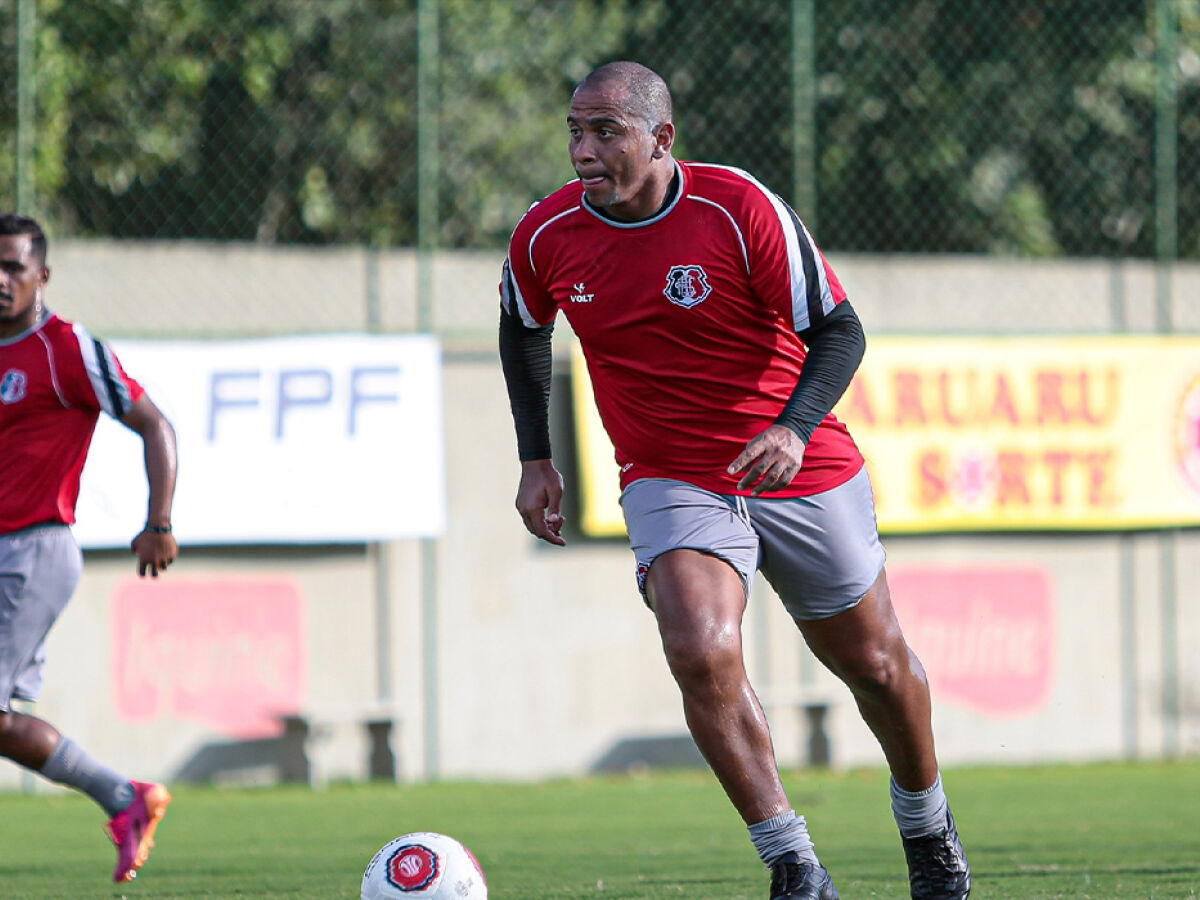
left=651, top=122, right=675, bottom=159
left=39, top=266, right=51, bottom=287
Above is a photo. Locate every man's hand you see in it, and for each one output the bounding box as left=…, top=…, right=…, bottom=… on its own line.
left=131, top=528, right=178, bottom=577
left=515, top=459, right=567, bottom=546
left=727, top=424, right=806, bottom=495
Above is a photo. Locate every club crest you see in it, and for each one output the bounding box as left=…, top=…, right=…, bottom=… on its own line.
left=663, top=265, right=712, bottom=309
left=0, top=368, right=28, bottom=405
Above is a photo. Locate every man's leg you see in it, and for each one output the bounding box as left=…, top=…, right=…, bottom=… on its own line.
left=794, top=569, right=935, bottom=790
left=648, top=548, right=787, bottom=822
left=0, top=707, right=60, bottom=769
left=647, top=549, right=837, bottom=899
left=0, top=707, right=172, bottom=883
left=796, top=568, right=969, bottom=898
left=1, top=527, right=170, bottom=883
left=0, top=708, right=135, bottom=814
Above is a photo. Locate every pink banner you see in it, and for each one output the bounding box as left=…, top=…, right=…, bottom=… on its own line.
left=111, top=578, right=306, bottom=737
left=889, top=565, right=1055, bottom=717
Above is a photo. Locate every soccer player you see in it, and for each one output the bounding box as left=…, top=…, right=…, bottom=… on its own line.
left=498, top=63, right=971, bottom=900
left=0, top=214, right=177, bottom=883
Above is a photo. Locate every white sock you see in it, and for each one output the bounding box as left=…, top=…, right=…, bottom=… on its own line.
left=748, top=809, right=819, bottom=866
left=890, top=772, right=949, bottom=838
left=39, top=736, right=135, bottom=817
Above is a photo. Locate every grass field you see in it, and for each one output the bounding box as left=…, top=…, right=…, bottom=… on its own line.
left=1, top=760, right=1197, bottom=898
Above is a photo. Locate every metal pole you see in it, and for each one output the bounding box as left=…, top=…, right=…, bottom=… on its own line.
left=13, top=3, right=35, bottom=792
left=416, top=0, right=440, bottom=779
left=16, top=0, right=37, bottom=215
left=1160, top=531, right=1180, bottom=757
left=420, top=537, right=439, bottom=778
left=1154, top=0, right=1180, bottom=762
left=15, top=2, right=37, bottom=795
left=417, top=0, right=439, bottom=334
left=364, top=248, right=393, bottom=710
left=791, top=0, right=817, bottom=226
left=1118, top=536, right=1138, bottom=758
left=1108, top=260, right=1126, bottom=332
left=1153, top=0, right=1177, bottom=333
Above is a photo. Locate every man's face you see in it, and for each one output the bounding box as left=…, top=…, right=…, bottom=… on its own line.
left=568, top=81, right=670, bottom=221
left=0, top=233, right=48, bottom=336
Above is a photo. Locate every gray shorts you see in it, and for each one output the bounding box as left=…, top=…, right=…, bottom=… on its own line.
left=620, top=466, right=886, bottom=621
left=0, top=524, right=83, bottom=710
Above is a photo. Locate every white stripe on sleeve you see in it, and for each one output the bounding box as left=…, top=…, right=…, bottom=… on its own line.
left=72, top=322, right=134, bottom=418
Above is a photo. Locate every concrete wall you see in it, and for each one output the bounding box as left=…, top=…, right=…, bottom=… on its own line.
left=4, top=241, right=1197, bottom=791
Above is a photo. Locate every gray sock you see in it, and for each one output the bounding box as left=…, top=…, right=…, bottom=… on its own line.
left=891, top=772, right=949, bottom=838
left=748, top=809, right=819, bottom=866
left=39, top=736, right=135, bottom=817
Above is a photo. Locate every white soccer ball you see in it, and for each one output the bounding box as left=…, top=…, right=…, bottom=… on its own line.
left=361, top=831, right=488, bottom=900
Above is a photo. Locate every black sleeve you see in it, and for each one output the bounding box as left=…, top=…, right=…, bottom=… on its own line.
left=773, top=300, right=865, bottom=443
left=499, top=304, right=555, bottom=461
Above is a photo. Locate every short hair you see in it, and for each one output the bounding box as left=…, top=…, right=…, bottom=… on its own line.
left=0, top=214, right=48, bottom=264
left=577, top=61, right=673, bottom=133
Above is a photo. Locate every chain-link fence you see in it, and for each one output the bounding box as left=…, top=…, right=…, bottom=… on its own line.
left=2, top=0, right=1198, bottom=326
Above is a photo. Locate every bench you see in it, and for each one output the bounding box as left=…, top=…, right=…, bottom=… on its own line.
left=757, top=686, right=839, bottom=768
left=276, top=703, right=401, bottom=786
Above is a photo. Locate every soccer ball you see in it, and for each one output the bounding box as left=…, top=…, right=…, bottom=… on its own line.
left=361, top=831, right=488, bottom=899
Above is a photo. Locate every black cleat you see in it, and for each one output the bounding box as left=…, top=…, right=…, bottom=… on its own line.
left=902, top=808, right=971, bottom=899
left=768, top=857, right=839, bottom=900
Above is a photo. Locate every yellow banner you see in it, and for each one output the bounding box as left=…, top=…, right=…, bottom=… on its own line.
left=573, top=337, right=1200, bottom=535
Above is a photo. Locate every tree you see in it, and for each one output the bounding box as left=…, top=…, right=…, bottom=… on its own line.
left=8, top=0, right=654, bottom=247
left=813, top=0, right=1198, bottom=258
left=3, top=0, right=1197, bottom=257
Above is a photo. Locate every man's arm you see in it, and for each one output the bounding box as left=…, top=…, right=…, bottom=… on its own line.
left=499, top=305, right=554, bottom=461
left=773, top=299, right=865, bottom=443
left=728, top=300, right=865, bottom=494
left=499, top=305, right=566, bottom=545
left=120, top=394, right=179, bottom=576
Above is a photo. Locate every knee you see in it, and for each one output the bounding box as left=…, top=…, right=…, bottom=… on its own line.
left=836, top=641, right=922, bottom=699
left=660, top=622, right=742, bottom=687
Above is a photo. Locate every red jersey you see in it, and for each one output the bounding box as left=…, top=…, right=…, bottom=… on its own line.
left=501, top=160, right=863, bottom=497
left=0, top=313, right=144, bottom=532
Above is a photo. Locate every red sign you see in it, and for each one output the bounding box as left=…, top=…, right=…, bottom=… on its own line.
left=111, top=578, right=306, bottom=737
left=888, top=565, right=1054, bottom=717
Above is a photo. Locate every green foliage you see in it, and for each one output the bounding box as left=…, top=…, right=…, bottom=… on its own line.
left=436, top=0, right=661, bottom=248
left=814, top=0, right=1186, bottom=257
left=2, top=0, right=1198, bottom=256
left=2, top=0, right=653, bottom=247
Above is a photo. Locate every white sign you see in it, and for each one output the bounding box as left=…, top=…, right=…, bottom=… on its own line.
left=74, top=334, right=446, bottom=547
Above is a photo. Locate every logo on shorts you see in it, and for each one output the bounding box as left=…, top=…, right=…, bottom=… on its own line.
left=664, top=265, right=712, bottom=308
left=0, top=368, right=28, bottom=404
left=635, top=560, right=651, bottom=595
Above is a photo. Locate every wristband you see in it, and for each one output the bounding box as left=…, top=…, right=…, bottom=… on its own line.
left=145, top=523, right=172, bottom=534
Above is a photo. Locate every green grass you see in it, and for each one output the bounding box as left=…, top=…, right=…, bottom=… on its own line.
left=1, top=761, right=1198, bottom=898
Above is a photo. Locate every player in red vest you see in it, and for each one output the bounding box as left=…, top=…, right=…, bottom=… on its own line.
left=499, top=64, right=970, bottom=900
left=0, top=214, right=176, bottom=883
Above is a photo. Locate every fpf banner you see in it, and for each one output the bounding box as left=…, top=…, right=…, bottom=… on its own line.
left=75, top=334, right=446, bottom=547
left=573, top=337, right=1200, bottom=535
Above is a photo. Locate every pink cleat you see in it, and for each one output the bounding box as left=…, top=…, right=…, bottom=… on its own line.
left=104, top=781, right=172, bottom=883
